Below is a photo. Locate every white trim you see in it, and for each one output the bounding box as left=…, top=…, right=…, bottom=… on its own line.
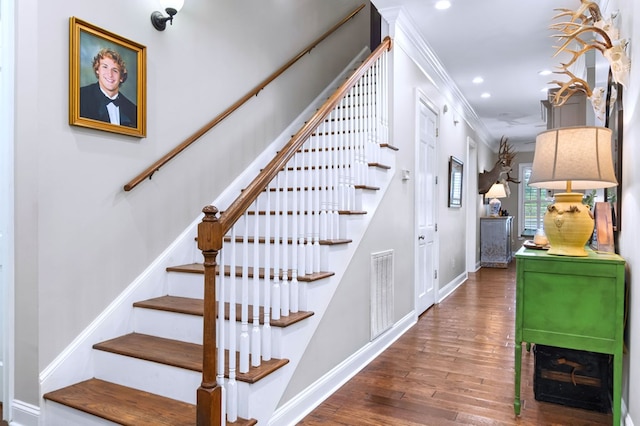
left=376, top=6, right=495, bottom=151
left=465, top=136, right=478, bottom=273
left=437, top=270, right=467, bottom=303
left=1, top=0, right=16, bottom=421
left=267, top=313, right=415, bottom=426
left=9, top=399, right=39, bottom=426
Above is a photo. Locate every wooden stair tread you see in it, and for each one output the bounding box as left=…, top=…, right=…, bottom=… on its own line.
left=134, top=295, right=314, bottom=327
left=44, top=378, right=256, bottom=426
left=367, top=162, right=391, bottom=170
left=43, top=378, right=197, bottom=426
left=354, top=184, right=380, bottom=190
left=380, top=143, right=399, bottom=151
left=166, top=263, right=335, bottom=282
left=93, top=333, right=289, bottom=383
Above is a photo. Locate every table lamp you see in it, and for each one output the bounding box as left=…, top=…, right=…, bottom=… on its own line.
left=528, top=126, right=618, bottom=256
left=485, top=182, right=507, bottom=217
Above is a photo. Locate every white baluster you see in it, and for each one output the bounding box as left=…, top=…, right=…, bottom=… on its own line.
left=305, top=137, right=314, bottom=275
left=240, top=215, right=250, bottom=373
left=297, top=142, right=306, bottom=277
left=312, top=132, right=321, bottom=273
left=350, top=84, right=358, bottom=210
left=280, top=166, right=289, bottom=317
left=262, top=185, right=272, bottom=361
left=251, top=199, right=261, bottom=367
left=272, top=174, right=281, bottom=321
left=226, top=229, right=237, bottom=422
left=291, top=153, right=299, bottom=313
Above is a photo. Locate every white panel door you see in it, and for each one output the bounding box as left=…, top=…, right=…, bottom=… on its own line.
left=415, top=99, right=438, bottom=315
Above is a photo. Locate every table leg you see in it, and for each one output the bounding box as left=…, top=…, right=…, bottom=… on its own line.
left=613, top=351, right=622, bottom=426
left=514, top=341, right=522, bottom=415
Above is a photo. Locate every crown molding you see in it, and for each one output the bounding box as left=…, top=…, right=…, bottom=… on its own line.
left=377, top=6, right=496, bottom=150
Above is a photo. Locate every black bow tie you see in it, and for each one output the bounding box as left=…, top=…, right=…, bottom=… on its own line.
left=105, top=94, right=120, bottom=107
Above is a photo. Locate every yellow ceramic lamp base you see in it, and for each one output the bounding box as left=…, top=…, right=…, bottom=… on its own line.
left=543, top=193, right=594, bottom=257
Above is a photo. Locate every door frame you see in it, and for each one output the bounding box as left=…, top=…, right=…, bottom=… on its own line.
left=465, top=136, right=478, bottom=272
left=413, top=90, right=439, bottom=314
left=1, top=0, right=16, bottom=419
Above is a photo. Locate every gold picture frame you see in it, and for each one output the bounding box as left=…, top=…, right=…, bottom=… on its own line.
left=69, top=17, right=146, bottom=137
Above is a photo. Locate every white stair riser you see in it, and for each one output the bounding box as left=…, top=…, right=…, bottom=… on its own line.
left=231, top=213, right=349, bottom=242
left=93, top=350, right=201, bottom=404
left=164, top=271, right=313, bottom=311
left=133, top=306, right=295, bottom=353
left=133, top=307, right=203, bottom=344
left=46, top=402, right=121, bottom=426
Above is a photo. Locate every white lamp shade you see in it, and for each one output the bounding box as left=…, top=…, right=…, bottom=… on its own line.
left=485, top=182, right=507, bottom=199
left=160, top=0, right=184, bottom=12
left=529, top=126, right=618, bottom=190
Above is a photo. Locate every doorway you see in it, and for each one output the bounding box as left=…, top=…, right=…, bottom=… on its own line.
left=1, top=0, right=16, bottom=420
left=414, top=94, right=438, bottom=315
left=465, top=137, right=478, bottom=272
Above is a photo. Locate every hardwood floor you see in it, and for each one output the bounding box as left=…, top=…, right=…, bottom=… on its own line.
left=299, top=263, right=612, bottom=425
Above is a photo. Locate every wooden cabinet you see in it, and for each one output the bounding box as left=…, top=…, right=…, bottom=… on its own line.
left=480, top=216, right=513, bottom=268
left=514, top=247, right=625, bottom=425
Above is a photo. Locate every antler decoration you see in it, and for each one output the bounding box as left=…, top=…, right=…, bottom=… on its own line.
left=549, top=0, right=630, bottom=107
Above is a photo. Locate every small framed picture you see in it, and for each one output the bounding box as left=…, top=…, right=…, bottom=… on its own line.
left=69, top=17, right=147, bottom=137
left=448, top=156, right=463, bottom=208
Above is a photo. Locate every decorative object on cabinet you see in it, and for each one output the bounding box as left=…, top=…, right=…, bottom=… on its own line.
left=514, top=247, right=625, bottom=426
left=69, top=17, right=147, bottom=138
left=594, top=201, right=615, bottom=253
left=485, top=182, right=507, bottom=217
left=448, top=156, right=463, bottom=208
left=480, top=216, right=512, bottom=268
left=528, top=126, right=617, bottom=256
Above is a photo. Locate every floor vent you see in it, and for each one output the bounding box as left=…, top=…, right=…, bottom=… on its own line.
left=370, top=250, right=394, bottom=340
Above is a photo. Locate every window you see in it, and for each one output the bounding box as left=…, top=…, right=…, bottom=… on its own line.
left=518, top=163, right=552, bottom=237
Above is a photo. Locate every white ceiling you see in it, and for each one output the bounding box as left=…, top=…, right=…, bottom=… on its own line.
left=372, top=0, right=582, bottom=150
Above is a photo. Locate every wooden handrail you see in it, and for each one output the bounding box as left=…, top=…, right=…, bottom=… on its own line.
left=124, top=3, right=366, bottom=192
left=218, top=36, right=392, bottom=234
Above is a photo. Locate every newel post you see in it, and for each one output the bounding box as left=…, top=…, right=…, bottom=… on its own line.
left=197, top=205, right=224, bottom=426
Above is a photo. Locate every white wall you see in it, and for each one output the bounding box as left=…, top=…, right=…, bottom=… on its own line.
left=615, top=1, right=639, bottom=423
left=12, top=0, right=368, bottom=409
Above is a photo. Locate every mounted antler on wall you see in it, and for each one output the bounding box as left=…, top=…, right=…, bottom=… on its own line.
left=549, top=0, right=630, bottom=115
left=478, top=136, right=520, bottom=195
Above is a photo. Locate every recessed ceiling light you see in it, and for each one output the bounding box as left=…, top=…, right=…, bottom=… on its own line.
left=435, top=1, right=451, bottom=10
left=481, top=92, right=491, bottom=99
left=472, top=76, right=484, bottom=84
left=538, top=70, right=552, bottom=76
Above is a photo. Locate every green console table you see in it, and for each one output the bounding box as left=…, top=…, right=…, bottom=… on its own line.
left=514, top=246, right=625, bottom=425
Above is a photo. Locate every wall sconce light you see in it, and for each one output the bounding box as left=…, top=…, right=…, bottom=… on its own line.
left=151, top=0, right=185, bottom=31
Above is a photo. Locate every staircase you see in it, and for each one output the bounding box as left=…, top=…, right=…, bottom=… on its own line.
left=43, top=39, right=394, bottom=425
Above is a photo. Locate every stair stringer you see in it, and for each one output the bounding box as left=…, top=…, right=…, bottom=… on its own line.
left=39, top=46, right=370, bottom=422
left=240, top=152, right=400, bottom=424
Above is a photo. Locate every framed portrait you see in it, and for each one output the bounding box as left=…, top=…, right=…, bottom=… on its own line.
left=69, top=17, right=147, bottom=137
left=448, top=156, right=463, bottom=208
